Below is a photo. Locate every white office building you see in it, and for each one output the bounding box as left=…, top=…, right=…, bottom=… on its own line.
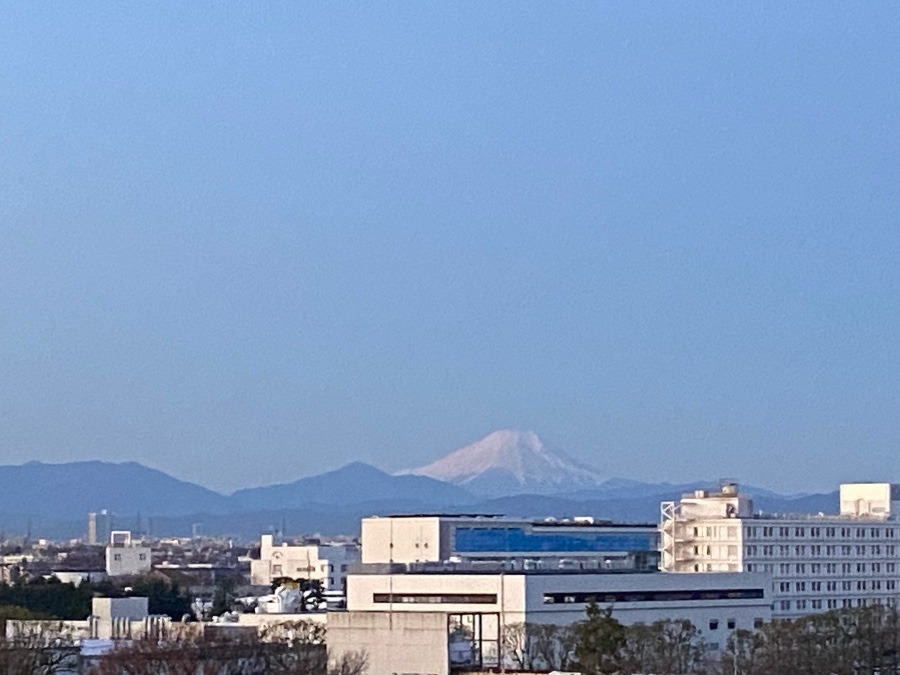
left=330, top=567, right=771, bottom=675
left=250, top=534, right=359, bottom=592
left=660, top=482, right=900, bottom=618
left=361, top=514, right=659, bottom=570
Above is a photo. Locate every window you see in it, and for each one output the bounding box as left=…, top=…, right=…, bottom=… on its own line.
left=113, top=554, right=121, bottom=561
left=709, top=620, right=719, bottom=630
left=753, top=618, right=764, bottom=629
left=541, top=589, right=766, bottom=605
left=138, top=554, right=146, bottom=561
left=727, top=619, right=736, bottom=630
left=376, top=593, right=497, bottom=604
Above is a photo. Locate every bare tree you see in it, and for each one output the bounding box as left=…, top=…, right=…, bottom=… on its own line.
left=327, top=650, right=368, bottom=675
left=259, top=619, right=328, bottom=674
left=0, top=620, right=78, bottom=675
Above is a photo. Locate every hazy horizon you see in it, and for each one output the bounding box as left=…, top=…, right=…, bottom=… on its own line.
left=3, top=3, right=900, bottom=494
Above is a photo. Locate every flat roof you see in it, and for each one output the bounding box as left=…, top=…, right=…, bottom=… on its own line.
left=373, top=514, right=655, bottom=528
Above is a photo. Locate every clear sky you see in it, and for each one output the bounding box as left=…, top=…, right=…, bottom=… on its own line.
left=1, top=3, right=899, bottom=494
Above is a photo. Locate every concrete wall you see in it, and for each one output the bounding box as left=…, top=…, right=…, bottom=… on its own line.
left=105, top=545, right=151, bottom=577
left=840, top=482, right=894, bottom=516
left=92, top=597, right=149, bottom=621
left=328, top=610, right=450, bottom=675
left=361, top=517, right=444, bottom=564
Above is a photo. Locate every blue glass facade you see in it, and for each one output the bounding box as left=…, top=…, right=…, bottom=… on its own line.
left=453, top=526, right=656, bottom=554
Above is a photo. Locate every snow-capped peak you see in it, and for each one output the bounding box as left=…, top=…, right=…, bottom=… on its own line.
left=401, top=429, right=605, bottom=496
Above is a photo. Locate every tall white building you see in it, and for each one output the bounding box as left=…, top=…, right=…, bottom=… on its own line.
left=250, top=534, right=359, bottom=592
left=660, top=482, right=900, bottom=618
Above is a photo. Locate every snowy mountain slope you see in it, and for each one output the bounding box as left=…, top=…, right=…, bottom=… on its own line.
left=401, top=429, right=605, bottom=496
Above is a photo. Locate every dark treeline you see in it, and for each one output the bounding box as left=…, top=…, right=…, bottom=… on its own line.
left=0, top=575, right=191, bottom=621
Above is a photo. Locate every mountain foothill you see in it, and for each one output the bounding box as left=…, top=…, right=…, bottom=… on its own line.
left=0, top=430, right=835, bottom=539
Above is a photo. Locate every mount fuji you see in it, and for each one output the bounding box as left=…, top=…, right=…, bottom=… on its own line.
left=402, top=429, right=606, bottom=496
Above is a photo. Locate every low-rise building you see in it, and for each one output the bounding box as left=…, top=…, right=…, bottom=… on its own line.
left=249, top=534, right=359, bottom=592
left=105, top=531, right=151, bottom=577
left=329, top=566, right=771, bottom=675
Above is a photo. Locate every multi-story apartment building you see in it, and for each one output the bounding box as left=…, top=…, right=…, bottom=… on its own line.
left=660, top=482, right=900, bottom=618
left=250, top=534, right=360, bottom=591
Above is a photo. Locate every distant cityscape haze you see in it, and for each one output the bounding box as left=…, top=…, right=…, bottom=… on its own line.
left=2, top=3, right=900, bottom=494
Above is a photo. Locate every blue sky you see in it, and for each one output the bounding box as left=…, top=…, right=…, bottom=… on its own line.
left=1, top=3, right=899, bottom=493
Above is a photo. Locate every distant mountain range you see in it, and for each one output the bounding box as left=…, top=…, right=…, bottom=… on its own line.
left=0, top=430, right=840, bottom=539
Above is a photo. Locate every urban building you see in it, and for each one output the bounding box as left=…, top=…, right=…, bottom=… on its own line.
left=660, top=482, right=900, bottom=618
left=249, top=534, right=359, bottom=591
left=361, top=514, right=659, bottom=570
left=87, top=510, right=112, bottom=546
left=105, top=531, right=152, bottom=577
left=330, top=567, right=771, bottom=675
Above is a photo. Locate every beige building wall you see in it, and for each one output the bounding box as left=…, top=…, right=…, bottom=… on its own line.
left=328, top=610, right=450, bottom=675
left=105, top=544, right=151, bottom=577
left=840, top=483, right=897, bottom=517
left=361, top=516, right=445, bottom=564
left=346, top=572, right=526, bottom=625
